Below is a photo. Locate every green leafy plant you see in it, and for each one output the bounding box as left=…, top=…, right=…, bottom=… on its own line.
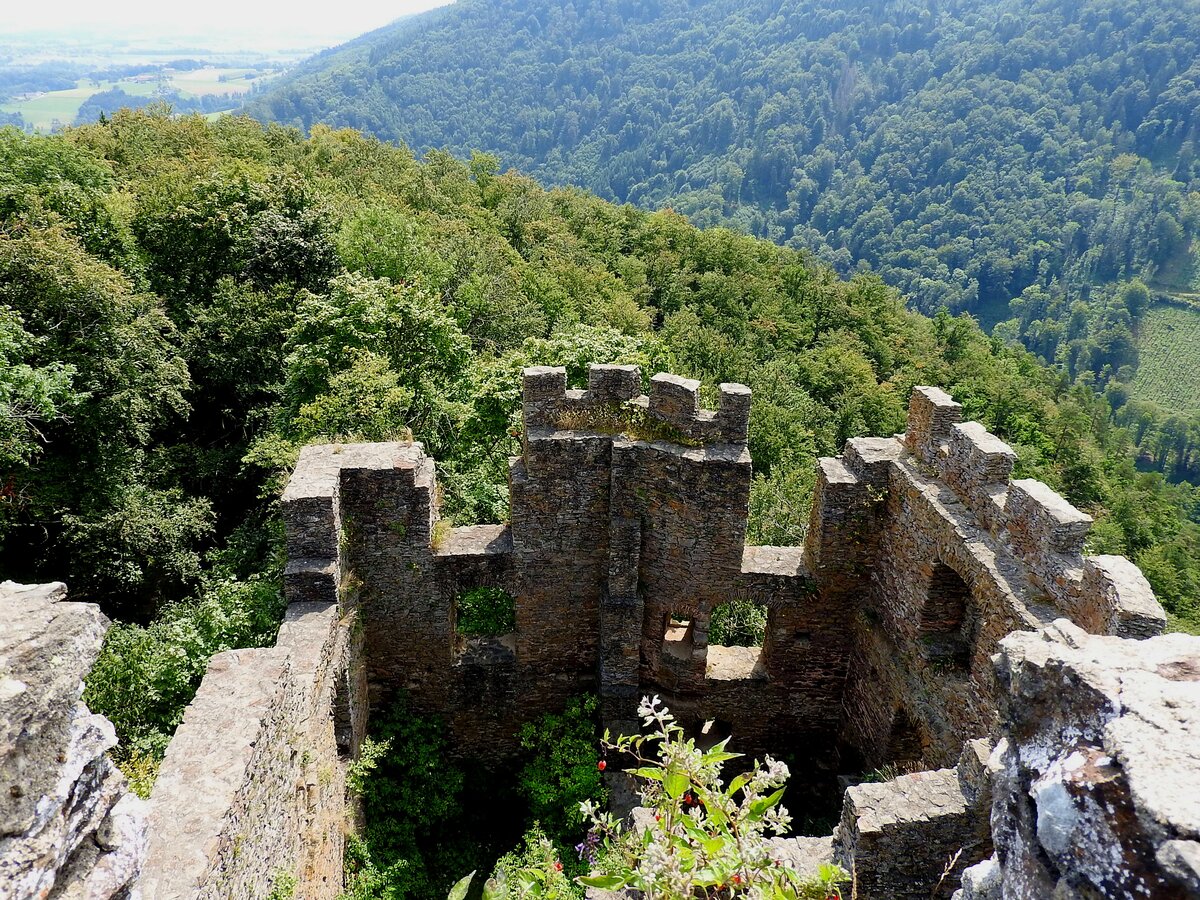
left=571, top=696, right=848, bottom=900
left=486, top=826, right=581, bottom=900
left=265, top=871, right=298, bottom=900
left=456, top=586, right=516, bottom=635
left=516, top=695, right=608, bottom=856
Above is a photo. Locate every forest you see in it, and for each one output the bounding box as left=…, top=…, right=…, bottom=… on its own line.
left=1, top=109, right=1199, bottom=892
left=4, top=106, right=1199, bottom=738
left=248, top=0, right=1200, bottom=399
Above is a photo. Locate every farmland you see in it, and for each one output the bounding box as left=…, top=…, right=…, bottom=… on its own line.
left=0, top=67, right=278, bottom=130
left=1131, top=303, right=1200, bottom=412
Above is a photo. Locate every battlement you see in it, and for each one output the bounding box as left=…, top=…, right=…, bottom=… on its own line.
left=522, top=363, right=751, bottom=444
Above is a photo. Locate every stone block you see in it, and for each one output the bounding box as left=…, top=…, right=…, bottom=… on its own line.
left=989, top=622, right=1200, bottom=897
left=904, top=386, right=962, bottom=464
left=1005, top=478, right=1092, bottom=556
left=0, top=582, right=145, bottom=900
left=1080, top=554, right=1167, bottom=638
left=522, top=365, right=569, bottom=428
left=522, top=365, right=568, bottom=401
left=835, top=767, right=981, bottom=899
left=587, top=363, right=642, bottom=403
left=716, top=382, right=751, bottom=443
left=648, top=372, right=700, bottom=428
left=945, top=423, right=1015, bottom=487
left=283, top=557, right=339, bottom=605
left=844, top=435, right=903, bottom=484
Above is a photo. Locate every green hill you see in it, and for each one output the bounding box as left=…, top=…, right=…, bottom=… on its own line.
left=247, top=0, right=1200, bottom=392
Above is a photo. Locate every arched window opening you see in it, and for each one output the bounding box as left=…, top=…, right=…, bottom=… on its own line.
left=920, top=563, right=972, bottom=673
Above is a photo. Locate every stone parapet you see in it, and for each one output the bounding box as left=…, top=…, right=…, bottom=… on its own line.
left=904, top=385, right=962, bottom=464
left=834, top=763, right=990, bottom=899
left=521, top=363, right=751, bottom=445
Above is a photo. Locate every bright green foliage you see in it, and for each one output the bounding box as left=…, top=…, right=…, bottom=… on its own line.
left=709, top=601, right=768, bottom=648
left=83, top=569, right=287, bottom=788
left=487, top=826, right=581, bottom=900
left=0, top=305, right=76, bottom=469
left=516, top=695, right=607, bottom=855
left=566, top=697, right=847, bottom=899
left=266, top=871, right=298, bottom=900
left=0, top=109, right=1197, bottom=815
left=342, top=696, right=502, bottom=900
left=1130, top=304, right=1200, bottom=412
left=456, top=586, right=517, bottom=635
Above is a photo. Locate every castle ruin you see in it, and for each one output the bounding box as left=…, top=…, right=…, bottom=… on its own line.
left=3, top=365, right=1197, bottom=899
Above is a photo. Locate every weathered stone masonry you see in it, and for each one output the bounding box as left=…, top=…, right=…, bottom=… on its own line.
left=7, top=364, right=1196, bottom=899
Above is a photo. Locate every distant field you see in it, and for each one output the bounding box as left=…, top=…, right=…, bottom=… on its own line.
left=1, top=67, right=276, bottom=129
left=169, top=67, right=271, bottom=97
left=0, top=79, right=153, bottom=129
left=1131, top=303, right=1200, bottom=411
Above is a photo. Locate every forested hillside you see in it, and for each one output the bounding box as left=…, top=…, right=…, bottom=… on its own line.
left=1, top=112, right=1198, bottom=794
left=248, top=0, right=1200, bottom=393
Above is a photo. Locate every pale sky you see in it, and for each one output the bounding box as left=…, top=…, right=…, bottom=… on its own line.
left=5, top=0, right=455, bottom=45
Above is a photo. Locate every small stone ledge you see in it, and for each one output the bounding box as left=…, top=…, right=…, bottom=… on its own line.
left=283, top=557, right=339, bottom=605
left=587, top=364, right=641, bottom=402
left=844, top=436, right=904, bottom=483
left=144, top=647, right=295, bottom=900
left=740, top=545, right=813, bottom=580
left=942, top=423, right=1016, bottom=520
left=276, top=601, right=341, bottom=684
left=282, top=442, right=421, bottom=560
left=835, top=765, right=984, bottom=899
left=767, top=835, right=834, bottom=879
left=433, top=524, right=513, bottom=558
left=1005, top=478, right=1092, bottom=555
left=705, top=644, right=767, bottom=681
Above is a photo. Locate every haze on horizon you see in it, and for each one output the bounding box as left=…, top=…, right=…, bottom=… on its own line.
left=5, top=0, right=455, bottom=47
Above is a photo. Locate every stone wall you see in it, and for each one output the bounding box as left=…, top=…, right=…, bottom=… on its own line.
left=955, top=620, right=1200, bottom=899
left=275, top=366, right=853, bottom=768
left=140, top=463, right=365, bottom=898
left=0, top=580, right=146, bottom=900
left=829, top=387, right=1167, bottom=770
left=271, top=366, right=1168, bottom=775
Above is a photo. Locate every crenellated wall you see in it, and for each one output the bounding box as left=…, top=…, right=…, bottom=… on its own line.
left=263, top=366, right=1167, bottom=779
left=828, top=387, right=1167, bottom=771
left=56, top=363, right=1179, bottom=899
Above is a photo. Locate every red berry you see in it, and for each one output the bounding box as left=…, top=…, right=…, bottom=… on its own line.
left=598, top=760, right=607, bottom=771
left=555, top=862, right=563, bottom=872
